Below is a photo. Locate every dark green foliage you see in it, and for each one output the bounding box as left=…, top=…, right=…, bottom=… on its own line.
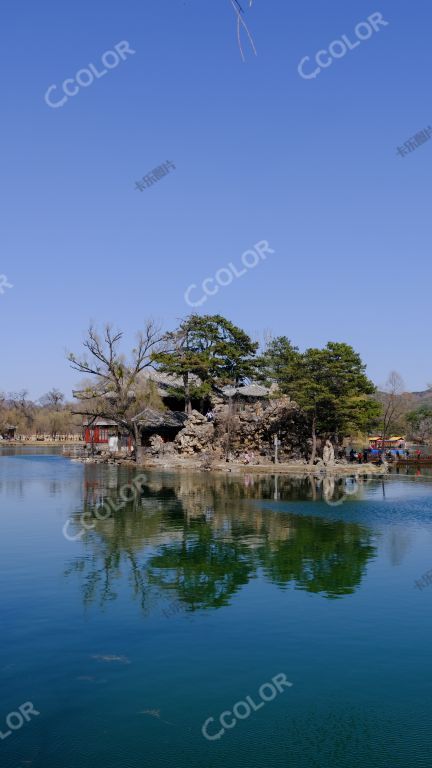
left=152, top=314, right=258, bottom=410
left=258, top=338, right=380, bottom=459
left=257, top=336, right=300, bottom=386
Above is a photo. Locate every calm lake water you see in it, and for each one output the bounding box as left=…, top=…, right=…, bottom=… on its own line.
left=1, top=448, right=432, bottom=768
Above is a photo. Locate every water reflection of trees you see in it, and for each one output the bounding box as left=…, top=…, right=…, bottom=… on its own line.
left=64, top=467, right=377, bottom=611
left=258, top=517, right=375, bottom=597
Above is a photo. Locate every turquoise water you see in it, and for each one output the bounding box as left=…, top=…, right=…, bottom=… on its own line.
left=1, top=449, right=432, bottom=767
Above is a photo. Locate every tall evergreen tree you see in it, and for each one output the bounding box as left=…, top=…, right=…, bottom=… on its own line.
left=258, top=338, right=379, bottom=462
left=257, top=336, right=300, bottom=386
left=152, top=315, right=258, bottom=413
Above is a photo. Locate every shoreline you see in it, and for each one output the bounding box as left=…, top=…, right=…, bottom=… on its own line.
left=1, top=443, right=388, bottom=477
left=0, top=440, right=81, bottom=447
left=72, top=453, right=387, bottom=477
left=136, top=458, right=388, bottom=477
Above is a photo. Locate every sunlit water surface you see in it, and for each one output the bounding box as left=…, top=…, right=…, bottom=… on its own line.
left=1, top=448, right=432, bottom=768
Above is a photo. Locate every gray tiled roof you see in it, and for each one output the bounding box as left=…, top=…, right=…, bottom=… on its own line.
left=221, top=384, right=270, bottom=398
left=133, top=408, right=187, bottom=428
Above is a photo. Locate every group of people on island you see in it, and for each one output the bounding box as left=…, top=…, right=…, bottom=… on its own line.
left=349, top=446, right=421, bottom=465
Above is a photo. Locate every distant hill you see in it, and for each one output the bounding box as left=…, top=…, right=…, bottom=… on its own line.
left=407, top=390, right=432, bottom=407
left=374, top=389, right=432, bottom=410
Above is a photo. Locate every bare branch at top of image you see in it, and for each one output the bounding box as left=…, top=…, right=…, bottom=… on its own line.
left=229, top=0, right=256, bottom=61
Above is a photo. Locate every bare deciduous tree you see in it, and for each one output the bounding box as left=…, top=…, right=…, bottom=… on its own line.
left=39, top=388, right=64, bottom=410
left=380, top=371, right=409, bottom=442
left=9, top=390, right=35, bottom=431
left=68, top=322, right=165, bottom=455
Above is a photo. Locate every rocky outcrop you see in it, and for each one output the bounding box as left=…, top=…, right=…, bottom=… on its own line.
left=172, top=397, right=308, bottom=461
left=211, top=396, right=308, bottom=461
left=174, top=411, right=215, bottom=455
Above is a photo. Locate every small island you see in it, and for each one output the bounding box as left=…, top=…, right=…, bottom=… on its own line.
left=1, top=313, right=425, bottom=479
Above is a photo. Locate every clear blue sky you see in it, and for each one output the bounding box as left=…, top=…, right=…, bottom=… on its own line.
left=1, top=0, right=431, bottom=398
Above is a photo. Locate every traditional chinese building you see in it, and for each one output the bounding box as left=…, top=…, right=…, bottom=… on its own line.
left=220, top=384, right=272, bottom=410
left=368, top=435, right=405, bottom=450
left=1, top=425, right=17, bottom=440
left=82, top=417, right=121, bottom=447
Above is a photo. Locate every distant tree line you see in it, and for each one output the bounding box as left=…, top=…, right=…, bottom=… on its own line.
left=0, top=389, right=80, bottom=438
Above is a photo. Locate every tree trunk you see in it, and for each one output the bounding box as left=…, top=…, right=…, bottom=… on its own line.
left=309, top=414, right=317, bottom=465
left=133, top=421, right=144, bottom=464
left=183, top=373, right=191, bottom=415
left=225, top=396, right=233, bottom=461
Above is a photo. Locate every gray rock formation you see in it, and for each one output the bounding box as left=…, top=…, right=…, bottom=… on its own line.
left=216, top=396, right=308, bottom=461
left=174, top=411, right=215, bottom=455
left=323, top=439, right=335, bottom=466
left=173, top=397, right=308, bottom=461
